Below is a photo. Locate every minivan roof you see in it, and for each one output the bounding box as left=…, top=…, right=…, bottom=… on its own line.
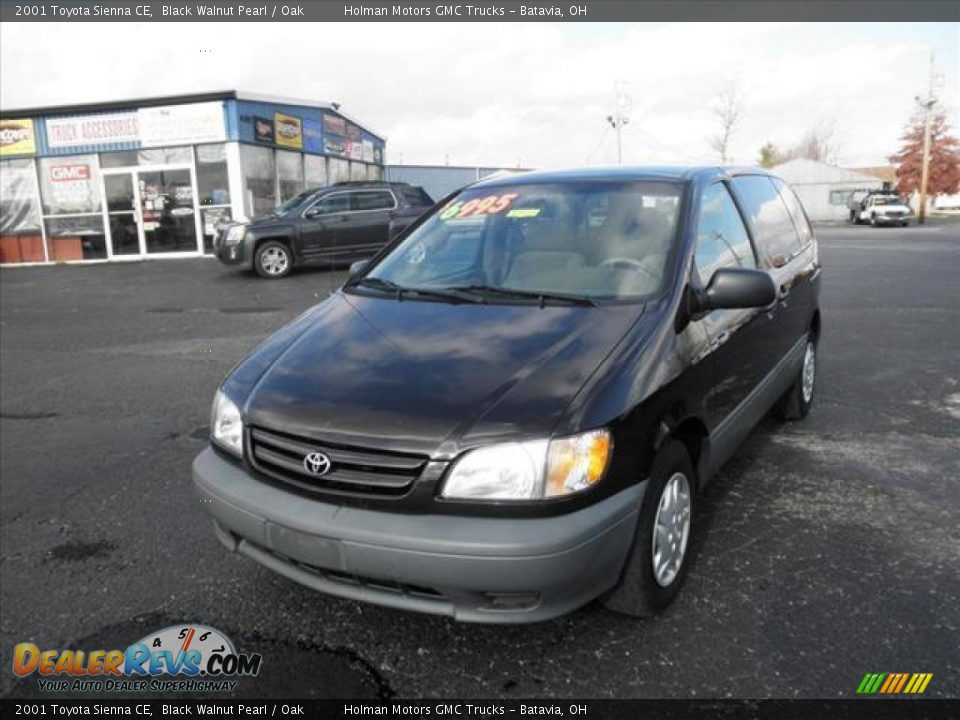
left=472, top=166, right=774, bottom=188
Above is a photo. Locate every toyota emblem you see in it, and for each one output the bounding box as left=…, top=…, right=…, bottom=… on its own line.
left=303, top=451, right=332, bottom=477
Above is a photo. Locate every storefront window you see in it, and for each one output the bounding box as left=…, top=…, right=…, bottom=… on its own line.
left=328, top=157, right=349, bottom=185
left=196, top=144, right=230, bottom=206
left=277, top=150, right=304, bottom=202
left=0, top=158, right=45, bottom=264
left=240, top=144, right=275, bottom=217
left=45, top=215, right=107, bottom=261
left=304, top=154, right=328, bottom=189
left=138, top=146, right=192, bottom=165
left=100, top=147, right=192, bottom=168
left=38, top=155, right=103, bottom=215
left=100, top=151, right=140, bottom=168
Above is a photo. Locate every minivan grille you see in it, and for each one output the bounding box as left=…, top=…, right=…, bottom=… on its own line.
left=247, top=426, right=426, bottom=497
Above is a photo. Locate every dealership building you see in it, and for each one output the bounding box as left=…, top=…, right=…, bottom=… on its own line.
left=0, top=91, right=386, bottom=265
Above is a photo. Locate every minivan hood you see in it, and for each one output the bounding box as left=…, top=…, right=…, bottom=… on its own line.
left=233, top=292, right=646, bottom=457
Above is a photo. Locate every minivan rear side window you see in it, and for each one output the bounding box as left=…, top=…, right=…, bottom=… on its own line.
left=770, top=177, right=813, bottom=250
left=730, top=175, right=803, bottom=267
left=694, top=182, right=756, bottom=285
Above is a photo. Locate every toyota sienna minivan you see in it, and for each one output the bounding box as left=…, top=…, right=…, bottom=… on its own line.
left=194, top=167, right=821, bottom=623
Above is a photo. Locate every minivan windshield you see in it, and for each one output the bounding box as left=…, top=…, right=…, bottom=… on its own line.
left=361, top=181, right=683, bottom=302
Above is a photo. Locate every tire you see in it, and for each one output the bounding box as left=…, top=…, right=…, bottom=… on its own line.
left=254, top=241, right=293, bottom=279
left=870, top=214, right=878, bottom=227
left=602, top=440, right=695, bottom=617
left=901, top=220, right=909, bottom=227
left=774, top=334, right=817, bottom=421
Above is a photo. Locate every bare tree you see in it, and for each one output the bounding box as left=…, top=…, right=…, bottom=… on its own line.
left=709, top=84, right=741, bottom=164
left=784, top=122, right=840, bottom=164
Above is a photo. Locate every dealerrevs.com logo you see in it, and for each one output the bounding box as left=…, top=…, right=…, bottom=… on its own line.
left=12, top=624, right=262, bottom=693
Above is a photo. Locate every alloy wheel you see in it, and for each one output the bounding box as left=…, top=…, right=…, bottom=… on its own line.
left=651, top=471, right=691, bottom=587
left=801, top=341, right=816, bottom=404
left=261, top=247, right=289, bottom=276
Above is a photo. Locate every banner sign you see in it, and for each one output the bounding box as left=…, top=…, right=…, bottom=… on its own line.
left=273, top=112, right=303, bottom=149
left=253, top=116, right=274, bottom=143
left=322, top=113, right=346, bottom=137
left=303, top=118, right=323, bottom=154
left=46, top=112, right=139, bottom=148
left=45, top=103, right=226, bottom=149
left=0, top=118, right=36, bottom=156
left=138, top=102, right=225, bottom=147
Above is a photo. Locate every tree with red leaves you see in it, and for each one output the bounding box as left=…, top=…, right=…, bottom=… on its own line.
left=889, top=111, right=960, bottom=197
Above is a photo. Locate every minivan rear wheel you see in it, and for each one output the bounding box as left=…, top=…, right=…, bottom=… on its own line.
left=774, top=335, right=816, bottom=420
left=602, top=440, right=695, bottom=617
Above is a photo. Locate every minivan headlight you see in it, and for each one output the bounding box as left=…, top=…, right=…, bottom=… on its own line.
left=441, top=429, right=611, bottom=501
left=210, top=390, right=243, bottom=457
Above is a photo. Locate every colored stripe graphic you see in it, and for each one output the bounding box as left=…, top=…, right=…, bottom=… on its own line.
left=857, top=672, right=932, bottom=694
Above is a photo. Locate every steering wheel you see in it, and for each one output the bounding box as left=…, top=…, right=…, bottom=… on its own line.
left=599, top=256, right=659, bottom=280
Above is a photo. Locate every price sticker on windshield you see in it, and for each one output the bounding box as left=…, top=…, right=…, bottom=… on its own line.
left=439, top=193, right=520, bottom=221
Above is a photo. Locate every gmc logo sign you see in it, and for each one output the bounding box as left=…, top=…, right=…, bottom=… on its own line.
left=50, top=164, right=91, bottom=182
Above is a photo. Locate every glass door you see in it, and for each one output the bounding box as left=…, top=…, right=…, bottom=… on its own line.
left=104, top=173, right=142, bottom=256
left=137, top=169, right=199, bottom=254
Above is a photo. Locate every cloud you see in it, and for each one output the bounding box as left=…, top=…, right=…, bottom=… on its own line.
left=1, top=21, right=956, bottom=168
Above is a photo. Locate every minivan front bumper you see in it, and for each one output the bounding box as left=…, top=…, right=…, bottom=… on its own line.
left=193, top=447, right=644, bottom=623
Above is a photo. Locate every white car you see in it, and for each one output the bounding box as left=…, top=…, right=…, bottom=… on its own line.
left=852, top=194, right=912, bottom=227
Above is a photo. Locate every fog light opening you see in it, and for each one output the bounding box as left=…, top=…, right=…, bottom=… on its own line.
left=481, top=591, right=541, bottom=611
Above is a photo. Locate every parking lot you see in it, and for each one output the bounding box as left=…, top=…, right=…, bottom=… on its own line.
left=1, top=220, right=958, bottom=700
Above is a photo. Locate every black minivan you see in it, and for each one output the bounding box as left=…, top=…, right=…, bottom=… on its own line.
left=194, top=167, right=821, bottom=622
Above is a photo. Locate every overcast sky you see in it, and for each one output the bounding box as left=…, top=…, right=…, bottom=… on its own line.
left=1, top=22, right=956, bottom=169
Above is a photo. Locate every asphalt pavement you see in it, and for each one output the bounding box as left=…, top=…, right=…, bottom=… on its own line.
left=1, top=219, right=958, bottom=700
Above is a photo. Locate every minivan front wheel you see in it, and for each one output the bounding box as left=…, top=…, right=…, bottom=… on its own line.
left=774, top=336, right=816, bottom=420
left=602, top=440, right=695, bottom=617
left=255, top=241, right=293, bottom=279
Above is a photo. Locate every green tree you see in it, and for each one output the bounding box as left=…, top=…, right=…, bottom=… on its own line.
left=757, top=142, right=783, bottom=168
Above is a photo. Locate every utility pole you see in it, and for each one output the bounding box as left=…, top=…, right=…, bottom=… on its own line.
left=606, top=83, right=631, bottom=165
left=916, top=53, right=937, bottom=224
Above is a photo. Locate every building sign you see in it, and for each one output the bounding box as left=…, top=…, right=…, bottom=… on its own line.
left=273, top=113, right=303, bottom=149
left=138, top=102, right=225, bottom=147
left=253, top=116, right=274, bottom=143
left=44, top=160, right=97, bottom=211
left=323, top=113, right=346, bottom=136
left=49, top=164, right=91, bottom=182
left=345, top=141, right=363, bottom=161
left=324, top=137, right=346, bottom=156
left=45, top=103, right=225, bottom=149
left=0, top=119, right=36, bottom=156
left=46, top=113, right=140, bottom=148
left=303, top=118, right=323, bottom=154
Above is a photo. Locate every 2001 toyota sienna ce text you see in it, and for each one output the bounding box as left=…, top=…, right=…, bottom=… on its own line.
left=193, top=166, right=821, bottom=623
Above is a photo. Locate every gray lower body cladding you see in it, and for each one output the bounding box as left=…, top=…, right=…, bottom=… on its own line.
left=193, top=447, right=644, bottom=623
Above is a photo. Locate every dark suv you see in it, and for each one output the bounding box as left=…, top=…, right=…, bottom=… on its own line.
left=213, top=181, right=434, bottom=278
left=195, top=167, right=821, bottom=622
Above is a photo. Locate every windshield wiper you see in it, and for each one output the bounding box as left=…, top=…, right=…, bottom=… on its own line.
left=449, top=284, right=598, bottom=308
left=352, top=277, right=481, bottom=303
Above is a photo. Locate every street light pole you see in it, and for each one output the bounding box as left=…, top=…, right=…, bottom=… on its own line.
left=606, top=85, right=630, bottom=165
left=916, top=53, right=937, bottom=224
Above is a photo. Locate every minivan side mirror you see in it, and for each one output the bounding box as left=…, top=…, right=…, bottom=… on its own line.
left=697, top=267, right=776, bottom=312
left=348, top=260, right=369, bottom=278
